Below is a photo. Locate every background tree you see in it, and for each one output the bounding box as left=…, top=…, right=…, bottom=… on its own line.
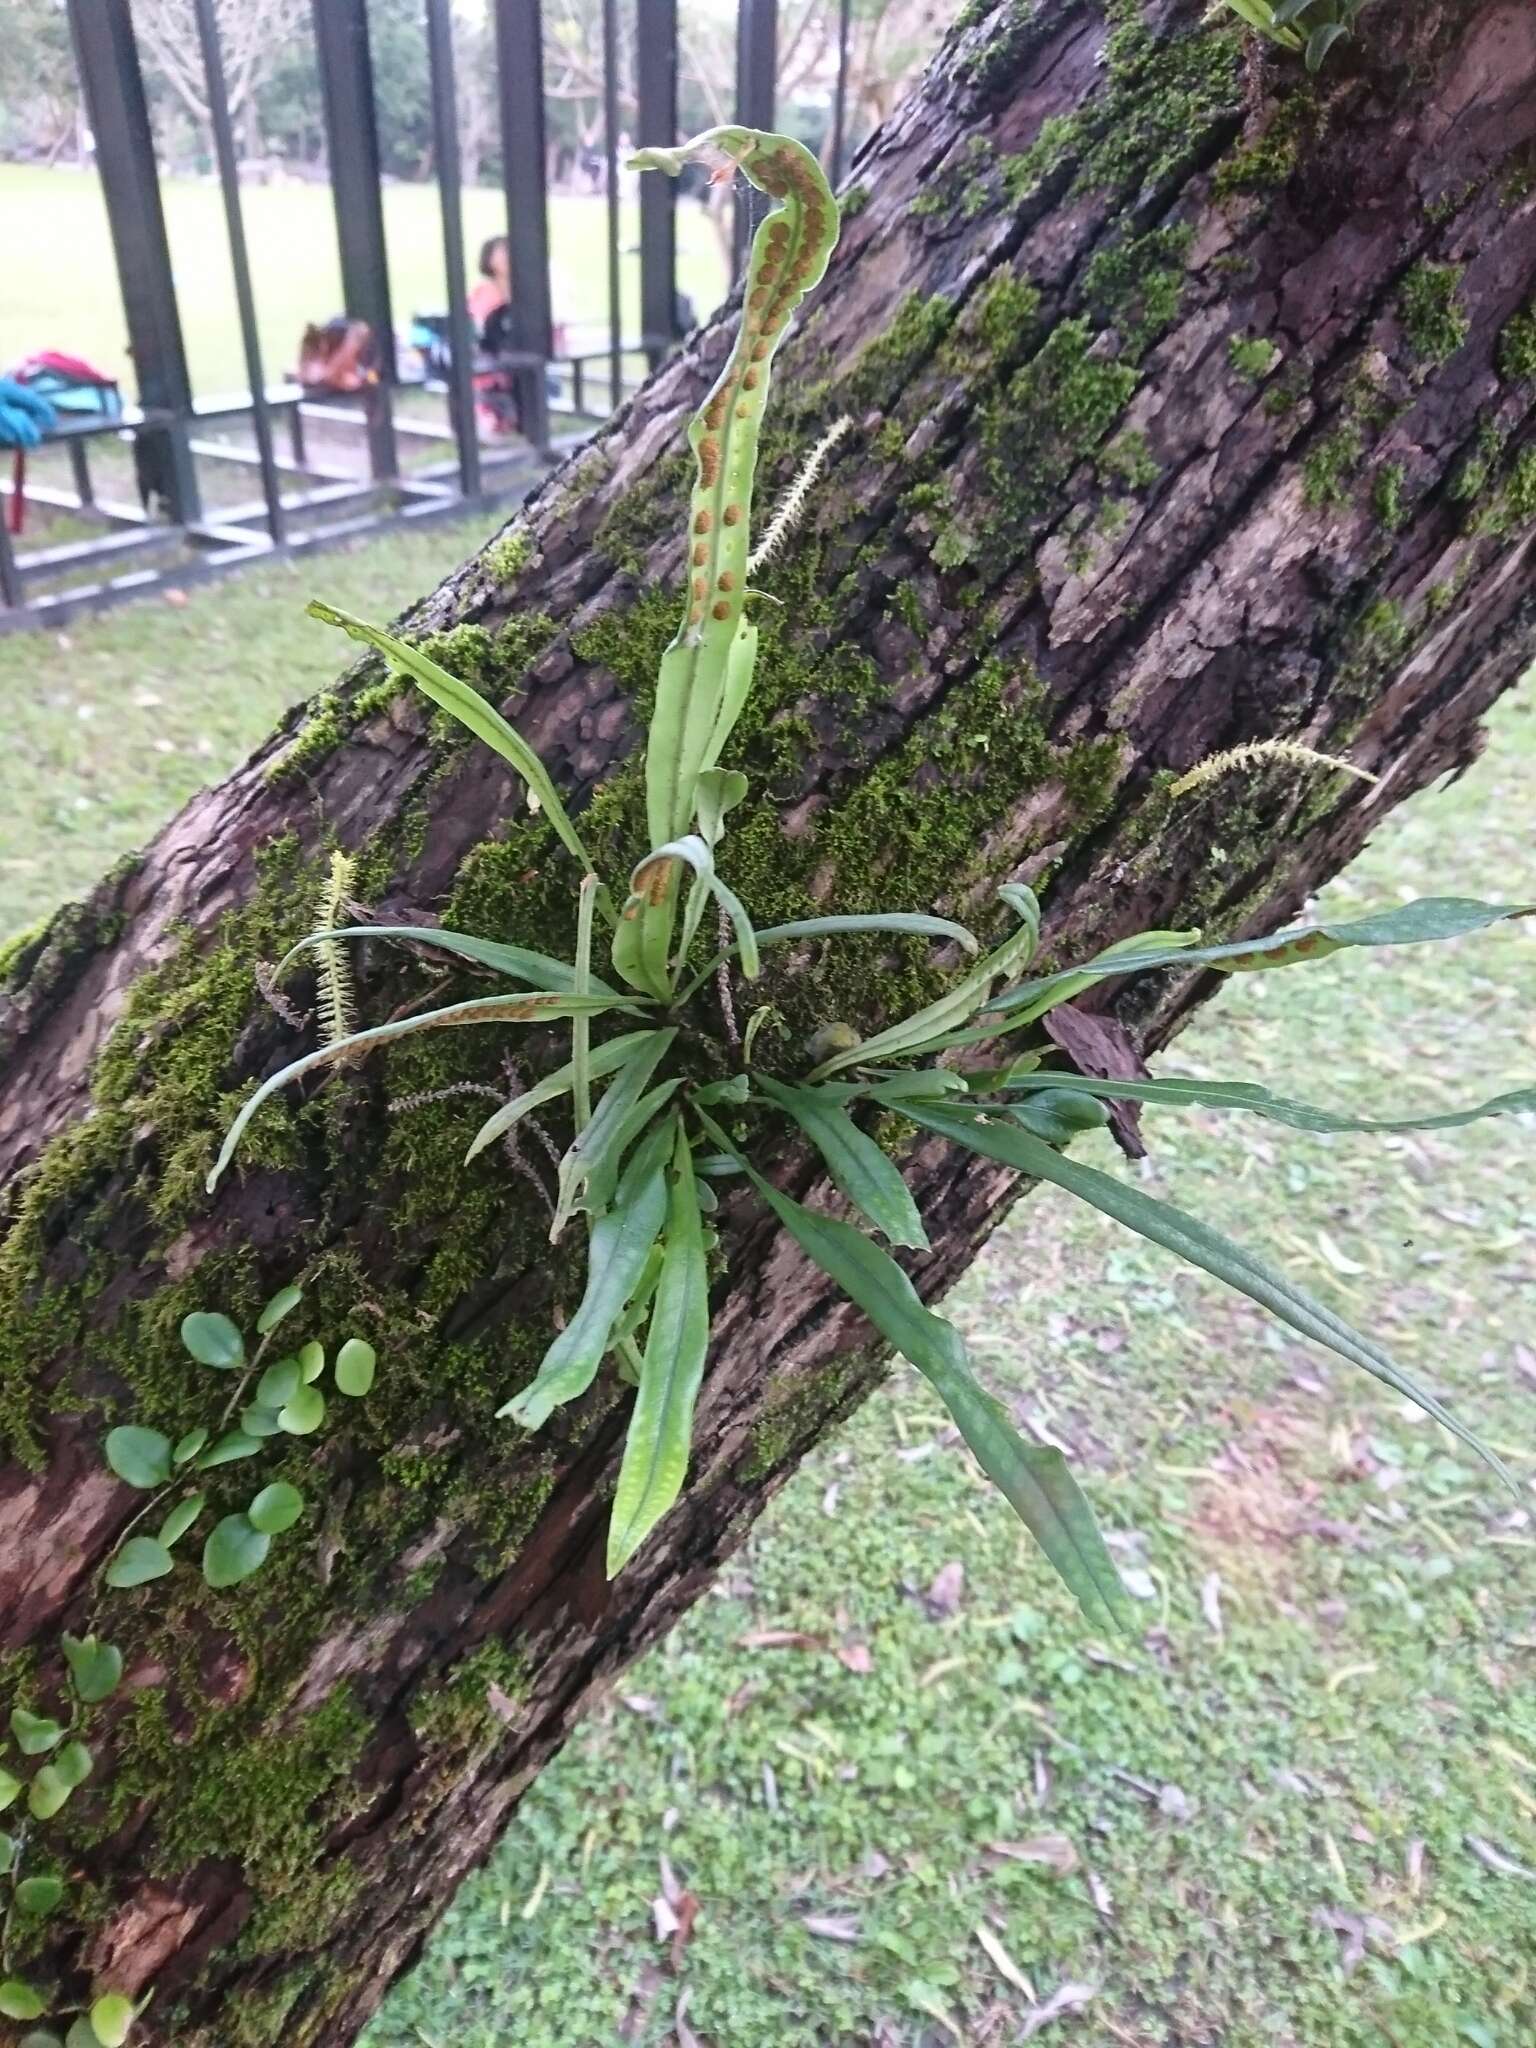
left=0, top=0, right=80, bottom=165
left=132, top=0, right=309, bottom=166
left=1, top=2, right=1534, bottom=2043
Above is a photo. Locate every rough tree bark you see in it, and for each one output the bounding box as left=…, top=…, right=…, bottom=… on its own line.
left=2, top=1, right=1534, bottom=2040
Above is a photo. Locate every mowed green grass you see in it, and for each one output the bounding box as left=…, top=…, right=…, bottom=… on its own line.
left=0, top=165, right=729, bottom=398
left=0, top=537, right=1532, bottom=2046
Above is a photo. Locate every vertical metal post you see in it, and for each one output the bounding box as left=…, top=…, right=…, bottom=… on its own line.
left=733, top=0, right=776, bottom=275
left=0, top=493, right=21, bottom=612
left=192, top=0, right=284, bottom=544
left=425, top=0, right=481, bottom=499
left=636, top=0, right=678, bottom=370
left=311, top=0, right=398, bottom=480
left=494, top=0, right=554, bottom=456
left=830, top=0, right=853, bottom=186
left=65, top=0, right=201, bottom=523
left=602, top=0, right=623, bottom=414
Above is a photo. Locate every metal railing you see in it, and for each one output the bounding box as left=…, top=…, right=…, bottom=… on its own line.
left=0, top=0, right=859, bottom=630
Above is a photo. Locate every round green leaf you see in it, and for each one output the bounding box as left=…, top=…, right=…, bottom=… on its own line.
left=277, top=1384, right=325, bottom=1435
left=15, top=1875, right=65, bottom=1916
left=67, top=2025, right=99, bottom=2048
left=0, top=1830, right=14, bottom=1873
left=180, top=1311, right=245, bottom=1369
left=298, top=1339, right=326, bottom=1384
left=0, top=1982, right=47, bottom=2021
left=20, top=2030, right=66, bottom=2048
left=247, top=1482, right=303, bottom=1535
left=10, top=1708, right=63, bottom=1756
left=104, top=1535, right=175, bottom=1590
left=334, top=1338, right=377, bottom=1398
left=195, top=1430, right=262, bottom=1470
left=256, top=1283, right=303, bottom=1334
left=0, top=1767, right=21, bottom=1811
left=240, top=1405, right=283, bottom=1439
left=89, top=1995, right=136, bottom=2048
left=172, top=1426, right=209, bottom=1465
left=27, top=1767, right=71, bottom=1821
left=255, top=1357, right=302, bottom=1408
left=62, top=1634, right=122, bottom=1705
left=103, top=1426, right=172, bottom=1490
left=202, top=1514, right=271, bottom=1589
left=54, top=1740, right=92, bottom=1790
left=157, top=1494, right=205, bottom=1548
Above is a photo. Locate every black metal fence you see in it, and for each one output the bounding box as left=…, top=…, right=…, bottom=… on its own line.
left=0, top=0, right=859, bottom=631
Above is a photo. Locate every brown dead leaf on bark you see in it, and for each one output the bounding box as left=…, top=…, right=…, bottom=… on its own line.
left=1040, top=1004, right=1150, bottom=1158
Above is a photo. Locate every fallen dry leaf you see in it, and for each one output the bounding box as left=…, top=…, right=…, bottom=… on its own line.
left=1200, top=1571, right=1224, bottom=1638
left=835, top=1642, right=874, bottom=1674
left=1020, top=1980, right=1096, bottom=2037
left=926, top=1560, right=966, bottom=1616
left=986, top=1834, right=1080, bottom=1877
left=1311, top=1905, right=1393, bottom=1973
left=670, top=1890, right=700, bottom=1969
left=738, top=1629, right=826, bottom=1652
left=1465, top=1834, right=1536, bottom=1880
left=973, top=1920, right=1035, bottom=1999
left=802, top=1913, right=861, bottom=1942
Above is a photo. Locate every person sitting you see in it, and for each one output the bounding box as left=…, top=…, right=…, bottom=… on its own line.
left=469, top=235, right=511, bottom=334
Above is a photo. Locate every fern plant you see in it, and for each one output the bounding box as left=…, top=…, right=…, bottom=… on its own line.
left=210, top=127, right=1533, bottom=1624
left=1217, top=0, right=1375, bottom=72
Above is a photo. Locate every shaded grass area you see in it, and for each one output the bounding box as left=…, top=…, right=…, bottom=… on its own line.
left=0, top=528, right=1531, bottom=2045
left=0, top=516, right=489, bottom=932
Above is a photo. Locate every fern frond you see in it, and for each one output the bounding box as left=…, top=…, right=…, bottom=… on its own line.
left=313, top=851, right=359, bottom=1047
left=1170, top=739, right=1378, bottom=800
left=747, top=416, right=854, bottom=576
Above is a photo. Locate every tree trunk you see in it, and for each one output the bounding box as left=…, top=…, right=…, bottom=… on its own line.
left=4, top=1, right=1535, bottom=2039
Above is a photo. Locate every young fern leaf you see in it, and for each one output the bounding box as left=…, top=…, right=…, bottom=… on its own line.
left=572, top=874, right=599, bottom=1132
left=807, top=885, right=1043, bottom=1080
left=988, top=1070, right=1536, bottom=1136
left=501, top=1117, right=675, bottom=1429
left=207, top=991, right=633, bottom=1192
left=550, top=1028, right=679, bottom=1239
left=465, top=1030, right=658, bottom=1162
left=673, top=911, right=979, bottom=1006
left=305, top=601, right=605, bottom=898
left=613, top=836, right=760, bottom=1000
left=619, top=127, right=840, bottom=992
left=607, top=1120, right=711, bottom=1575
left=903, top=1105, right=1512, bottom=1488
left=988, top=897, right=1534, bottom=1018
left=276, top=924, right=614, bottom=997
left=755, top=1074, right=929, bottom=1250
left=694, top=1110, right=1130, bottom=1631
left=312, top=851, right=358, bottom=1046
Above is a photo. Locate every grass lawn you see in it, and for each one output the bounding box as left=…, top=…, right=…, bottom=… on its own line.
left=0, top=165, right=729, bottom=398
left=1, top=539, right=1533, bottom=2047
